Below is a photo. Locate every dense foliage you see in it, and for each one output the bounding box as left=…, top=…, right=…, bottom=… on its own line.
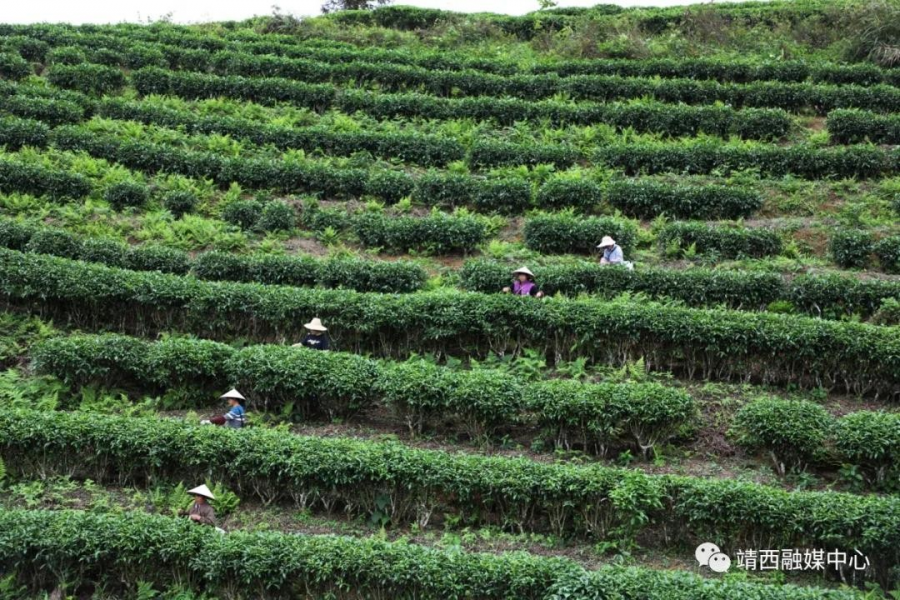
left=2, top=249, right=898, bottom=396
left=458, top=259, right=900, bottom=319
left=0, top=509, right=865, bottom=600
left=0, top=217, right=429, bottom=292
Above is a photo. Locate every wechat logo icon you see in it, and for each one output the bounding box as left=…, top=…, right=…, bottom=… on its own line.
left=696, top=542, right=731, bottom=573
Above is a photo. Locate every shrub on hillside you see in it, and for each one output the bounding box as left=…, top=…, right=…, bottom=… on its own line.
left=658, top=222, right=782, bottom=259
left=0, top=95, right=84, bottom=127
left=606, top=179, right=763, bottom=220
left=46, top=63, right=125, bottom=95
left=0, top=219, right=35, bottom=251
left=353, top=211, right=488, bottom=254
left=162, top=190, right=198, bottom=219
left=828, top=229, right=875, bottom=268
left=731, top=399, right=831, bottom=476
left=125, top=245, right=191, bottom=275
left=523, top=212, right=638, bottom=255
left=874, top=235, right=900, bottom=273
left=24, top=229, right=81, bottom=260
left=46, top=46, right=86, bottom=66
left=0, top=52, right=32, bottom=80
left=258, top=201, right=296, bottom=232
left=78, top=238, right=129, bottom=268
left=536, top=178, right=603, bottom=213
left=0, top=159, right=91, bottom=200
left=2, top=36, right=49, bottom=62
left=833, top=411, right=900, bottom=488
left=221, top=199, right=263, bottom=230
left=104, top=182, right=150, bottom=212
left=0, top=116, right=49, bottom=150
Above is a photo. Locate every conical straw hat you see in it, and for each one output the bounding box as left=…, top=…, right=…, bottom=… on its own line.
left=304, top=318, right=327, bottom=331
left=512, top=266, right=534, bottom=278
left=187, top=484, right=215, bottom=500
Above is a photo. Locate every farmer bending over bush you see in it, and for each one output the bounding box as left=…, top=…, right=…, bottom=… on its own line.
left=502, top=266, right=544, bottom=298
left=179, top=484, right=216, bottom=526
left=293, top=317, right=331, bottom=351
left=201, top=389, right=247, bottom=429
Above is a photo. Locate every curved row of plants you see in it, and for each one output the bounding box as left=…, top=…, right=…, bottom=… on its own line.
left=12, top=117, right=764, bottom=217
left=31, top=33, right=900, bottom=116
left=0, top=81, right=91, bottom=126
left=6, top=64, right=789, bottom=143
left=33, top=333, right=696, bottom=454
left=459, top=259, right=900, bottom=321
left=595, top=140, right=899, bottom=180
left=0, top=217, right=430, bottom=292
left=0, top=154, right=91, bottom=200
left=0, top=409, right=898, bottom=579
left=17, top=20, right=900, bottom=88
left=0, top=509, right=862, bottom=600
left=5, top=214, right=893, bottom=320
left=128, top=67, right=790, bottom=139
left=95, top=95, right=784, bottom=167
left=196, top=50, right=900, bottom=115
left=1, top=249, right=897, bottom=396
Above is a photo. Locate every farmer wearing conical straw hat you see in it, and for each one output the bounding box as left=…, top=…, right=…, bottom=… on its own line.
left=201, top=389, right=247, bottom=429
left=597, top=236, right=624, bottom=266
left=293, top=317, right=331, bottom=351
left=179, top=484, right=216, bottom=526
left=502, top=266, right=544, bottom=298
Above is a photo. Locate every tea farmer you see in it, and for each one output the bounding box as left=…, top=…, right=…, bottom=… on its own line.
left=502, top=266, right=544, bottom=298
left=179, top=484, right=216, bottom=526
left=201, top=389, right=247, bottom=429
left=293, top=318, right=331, bottom=351
left=597, top=236, right=624, bottom=266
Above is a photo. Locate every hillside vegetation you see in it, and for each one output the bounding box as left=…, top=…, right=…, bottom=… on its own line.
left=0, top=2, right=899, bottom=599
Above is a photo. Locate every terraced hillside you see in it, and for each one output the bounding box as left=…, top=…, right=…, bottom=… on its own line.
left=0, top=2, right=899, bottom=598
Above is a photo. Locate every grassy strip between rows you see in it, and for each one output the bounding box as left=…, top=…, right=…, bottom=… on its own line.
left=1, top=248, right=897, bottom=396
left=0, top=409, right=897, bottom=582
left=0, top=508, right=862, bottom=600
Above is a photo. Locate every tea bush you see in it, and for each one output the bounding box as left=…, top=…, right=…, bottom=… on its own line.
left=4, top=250, right=898, bottom=396
left=731, top=399, right=832, bottom=476
left=0, top=508, right=862, bottom=600
left=874, top=235, right=900, bottom=273
left=0, top=157, right=91, bottom=200
left=0, top=410, right=897, bottom=577
left=658, top=221, right=783, bottom=259
left=103, top=181, right=150, bottom=211
left=162, top=190, right=198, bottom=218
left=828, top=229, right=875, bottom=268
left=523, top=212, right=638, bottom=255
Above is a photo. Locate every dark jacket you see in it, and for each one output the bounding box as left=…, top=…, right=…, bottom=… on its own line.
left=180, top=501, right=216, bottom=526
left=301, top=333, right=330, bottom=351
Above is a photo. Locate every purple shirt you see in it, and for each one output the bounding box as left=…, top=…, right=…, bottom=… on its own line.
left=512, top=280, right=538, bottom=296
